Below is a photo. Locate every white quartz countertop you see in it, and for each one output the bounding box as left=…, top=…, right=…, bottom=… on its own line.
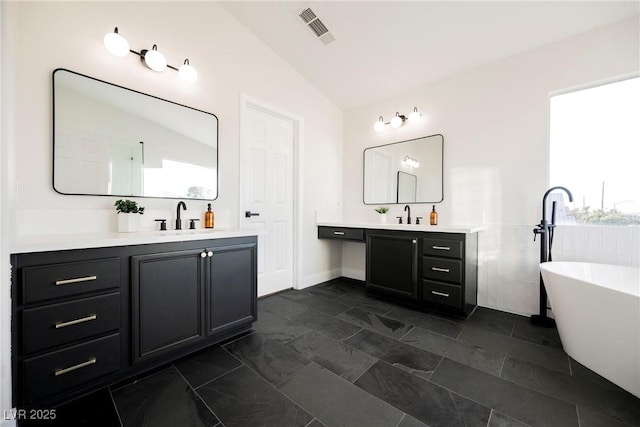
left=12, top=229, right=259, bottom=254
left=317, top=222, right=485, bottom=234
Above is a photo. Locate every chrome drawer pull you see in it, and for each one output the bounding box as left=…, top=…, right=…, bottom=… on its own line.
left=432, top=246, right=450, bottom=251
left=333, top=231, right=345, bottom=235
left=54, top=357, right=97, bottom=376
left=55, top=275, right=97, bottom=286
left=431, top=290, right=450, bottom=297
left=55, top=314, right=97, bottom=329
left=431, top=267, right=450, bottom=273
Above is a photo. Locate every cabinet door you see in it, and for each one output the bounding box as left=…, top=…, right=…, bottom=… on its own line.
left=207, top=243, right=257, bottom=337
left=132, top=250, right=205, bottom=362
left=366, top=232, right=418, bottom=300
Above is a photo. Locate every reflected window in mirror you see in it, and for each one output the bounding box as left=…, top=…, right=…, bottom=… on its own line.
left=52, top=69, right=218, bottom=200
left=363, top=134, right=443, bottom=204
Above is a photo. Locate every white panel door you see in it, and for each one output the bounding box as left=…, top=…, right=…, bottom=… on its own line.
left=241, top=105, right=294, bottom=297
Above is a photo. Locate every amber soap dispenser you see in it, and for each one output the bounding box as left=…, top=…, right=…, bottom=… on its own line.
left=430, top=205, right=438, bottom=226
left=204, top=203, right=214, bottom=229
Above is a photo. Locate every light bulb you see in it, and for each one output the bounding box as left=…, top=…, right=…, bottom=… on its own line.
left=390, top=112, right=403, bottom=129
left=409, top=107, right=421, bottom=122
left=144, top=45, right=167, bottom=72
left=374, top=116, right=385, bottom=132
left=179, top=59, right=198, bottom=83
left=104, top=27, right=130, bottom=57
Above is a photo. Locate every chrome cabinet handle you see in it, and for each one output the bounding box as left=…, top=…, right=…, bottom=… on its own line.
left=431, top=267, right=450, bottom=273
left=333, top=231, right=345, bottom=235
left=431, top=290, right=450, bottom=297
left=55, top=314, right=97, bottom=329
left=432, top=246, right=450, bottom=251
left=55, top=275, right=97, bottom=286
left=54, top=357, right=97, bottom=376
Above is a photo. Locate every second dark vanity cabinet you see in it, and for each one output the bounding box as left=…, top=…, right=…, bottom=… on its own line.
left=321, top=226, right=478, bottom=317
left=366, top=231, right=419, bottom=301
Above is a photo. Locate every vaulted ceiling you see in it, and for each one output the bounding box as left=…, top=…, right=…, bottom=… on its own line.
left=221, top=1, right=640, bottom=109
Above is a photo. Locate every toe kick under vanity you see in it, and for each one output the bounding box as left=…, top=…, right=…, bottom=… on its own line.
left=318, top=223, right=481, bottom=317
left=10, top=231, right=257, bottom=408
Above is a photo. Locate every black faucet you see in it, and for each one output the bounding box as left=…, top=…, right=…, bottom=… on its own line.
left=404, top=205, right=411, bottom=224
left=176, top=201, right=187, bottom=230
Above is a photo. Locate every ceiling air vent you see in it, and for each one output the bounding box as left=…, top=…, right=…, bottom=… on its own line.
left=297, top=7, right=336, bottom=46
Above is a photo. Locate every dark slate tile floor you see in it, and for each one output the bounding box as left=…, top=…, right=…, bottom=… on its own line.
left=33, top=278, right=640, bottom=427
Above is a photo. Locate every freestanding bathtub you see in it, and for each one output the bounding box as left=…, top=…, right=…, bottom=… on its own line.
left=540, top=262, right=640, bottom=398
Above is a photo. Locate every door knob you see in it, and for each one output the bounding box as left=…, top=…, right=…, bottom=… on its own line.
left=245, top=211, right=260, bottom=218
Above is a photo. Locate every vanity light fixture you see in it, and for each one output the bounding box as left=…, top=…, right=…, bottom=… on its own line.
left=374, top=107, right=422, bottom=132
left=103, top=27, right=198, bottom=83
left=403, top=156, right=420, bottom=168
left=141, top=45, right=167, bottom=72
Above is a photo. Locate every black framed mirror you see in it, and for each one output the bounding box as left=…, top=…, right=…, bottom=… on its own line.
left=52, top=68, right=218, bottom=200
left=363, top=134, right=443, bottom=204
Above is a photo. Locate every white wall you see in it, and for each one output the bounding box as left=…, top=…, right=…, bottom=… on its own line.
left=1, top=1, right=344, bottom=414
left=342, top=16, right=640, bottom=315
left=7, top=1, right=343, bottom=280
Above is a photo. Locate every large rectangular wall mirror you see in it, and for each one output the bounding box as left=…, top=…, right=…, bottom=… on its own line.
left=363, top=134, right=443, bottom=204
left=53, top=69, right=218, bottom=200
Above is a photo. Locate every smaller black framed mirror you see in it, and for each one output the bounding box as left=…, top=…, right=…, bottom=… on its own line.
left=363, top=134, right=443, bottom=204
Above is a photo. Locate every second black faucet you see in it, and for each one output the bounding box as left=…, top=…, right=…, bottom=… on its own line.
left=404, top=205, right=411, bottom=224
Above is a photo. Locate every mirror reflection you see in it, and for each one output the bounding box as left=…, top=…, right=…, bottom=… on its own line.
left=53, top=69, right=218, bottom=200
left=363, top=134, right=443, bottom=204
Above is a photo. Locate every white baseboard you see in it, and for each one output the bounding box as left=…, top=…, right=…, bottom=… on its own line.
left=297, top=268, right=341, bottom=289
left=341, top=268, right=365, bottom=281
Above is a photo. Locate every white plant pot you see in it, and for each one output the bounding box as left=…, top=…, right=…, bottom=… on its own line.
left=117, top=213, right=140, bottom=233
left=378, top=213, right=387, bottom=224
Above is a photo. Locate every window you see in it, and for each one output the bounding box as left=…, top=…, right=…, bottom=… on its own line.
left=549, top=76, right=640, bottom=225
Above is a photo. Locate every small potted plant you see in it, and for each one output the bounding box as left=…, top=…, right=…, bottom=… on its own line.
left=115, top=199, right=145, bottom=232
left=375, top=206, right=389, bottom=224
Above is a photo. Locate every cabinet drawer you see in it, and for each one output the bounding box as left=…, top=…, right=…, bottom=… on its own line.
left=423, top=280, right=463, bottom=309
left=22, top=258, right=120, bottom=304
left=318, top=226, right=364, bottom=242
left=422, top=238, right=462, bottom=259
left=22, top=333, right=120, bottom=403
left=22, top=293, right=120, bottom=355
left=422, top=256, right=462, bottom=284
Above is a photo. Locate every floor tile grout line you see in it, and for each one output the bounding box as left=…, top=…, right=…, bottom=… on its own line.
left=398, top=325, right=415, bottom=341
left=174, top=365, right=223, bottom=425
left=106, top=386, right=124, bottom=427
left=338, top=326, right=365, bottom=343
left=350, top=357, right=380, bottom=385
left=395, top=413, right=408, bottom=427
left=485, top=409, right=494, bottom=427
left=498, top=354, right=507, bottom=378
left=192, top=363, right=246, bottom=391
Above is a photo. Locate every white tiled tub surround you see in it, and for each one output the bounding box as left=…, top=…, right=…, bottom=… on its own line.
left=477, top=224, right=640, bottom=316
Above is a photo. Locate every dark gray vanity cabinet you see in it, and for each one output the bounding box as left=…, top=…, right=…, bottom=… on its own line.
left=11, top=235, right=257, bottom=408
left=319, top=226, right=478, bottom=317
left=131, top=250, right=206, bottom=363
left=366, top=231, right=419, bottom=301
